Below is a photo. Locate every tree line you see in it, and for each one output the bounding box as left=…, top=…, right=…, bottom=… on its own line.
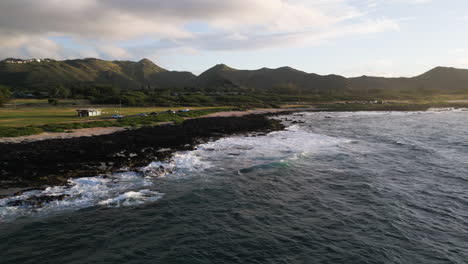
left=0, top=85, right=11, bottom=106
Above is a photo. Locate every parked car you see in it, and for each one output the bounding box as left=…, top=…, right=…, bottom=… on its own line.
left=166, top=110, right=176, bottom=114
left=178, top=109, right=190, bottom=113
left=149, top=112, right=160, bottom=115
left=137, top=113, right=148, bottom=117
left=111, top=114, right=123, bottom=119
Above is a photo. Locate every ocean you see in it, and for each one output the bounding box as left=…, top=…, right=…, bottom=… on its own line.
left=1, top=110, right=467, bottom=263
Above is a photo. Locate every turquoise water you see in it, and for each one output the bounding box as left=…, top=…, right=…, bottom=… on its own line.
left=1, top=110, right=467, bottom=263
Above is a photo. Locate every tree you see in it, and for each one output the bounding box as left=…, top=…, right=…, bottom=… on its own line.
left=50, top=84, right=71, bottom=99
left=121, top=91, right=149, bottom=106
left=48, top=98, right=59, bottom=105
left=0, top=85, right=11, bottom=106
left=272, top=83, right=300, bottom=95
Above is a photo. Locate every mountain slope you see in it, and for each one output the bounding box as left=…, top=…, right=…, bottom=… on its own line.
left=196, top=64, right=348, bottom=93
left=1, top=58, right=468, bottom=97
left=0, top=58, right=196, bottom=90
left=414, top=67, right=468, bottom=91
left=347, top=66, right=468, bottom=93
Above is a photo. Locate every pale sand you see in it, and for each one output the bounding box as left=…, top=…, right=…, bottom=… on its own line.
left=0, top=127, right=127, bottom=144
left=0, top=108, right=314, bottom=144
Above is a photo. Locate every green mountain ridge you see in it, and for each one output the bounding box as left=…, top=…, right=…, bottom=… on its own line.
left=0, top=58, right=196, bottom=91
left=196, top=63, right=348, bottom=94
left=347, top=66, right=468, bottom=95
left=1, top=58, right=468, bottom=98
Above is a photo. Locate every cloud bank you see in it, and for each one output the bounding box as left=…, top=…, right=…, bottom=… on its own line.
left=0, top=0, right=403, bottom=59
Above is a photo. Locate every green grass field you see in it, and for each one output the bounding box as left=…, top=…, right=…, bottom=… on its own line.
left=0, top=99, right=222, bottom=127
left=0, top=99, right=240, bottom=137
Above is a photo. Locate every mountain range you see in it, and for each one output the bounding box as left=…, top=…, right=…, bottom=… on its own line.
left=1, top=58, right=468, bottom=95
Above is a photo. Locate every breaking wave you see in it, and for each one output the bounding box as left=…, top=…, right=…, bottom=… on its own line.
left=0, top=120, right=349, bottom=221
left=0, top=172, right=162, bottom=221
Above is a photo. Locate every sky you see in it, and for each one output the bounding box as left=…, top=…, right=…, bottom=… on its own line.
left=0, top=0, right=467, bottom=77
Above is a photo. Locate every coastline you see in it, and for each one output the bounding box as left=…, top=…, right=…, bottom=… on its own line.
left=0, top=127, right=128, bottom=144
left=3, top=105, right=430, bottom=194
left=0, top=108, right=310, bottom=144
left=0, top=112, right=291, bottom=193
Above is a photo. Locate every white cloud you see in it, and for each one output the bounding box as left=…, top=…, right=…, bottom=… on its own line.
left=97, top=45, right=132, bottom=59
left=23, top=38, right=62, bottom=58
left=450, top=48, right=466, bottom=54
left=389, top=0, right=431, bottom=3
left=79, top=50, right=100, bottom=59
left=0, top=0, right=401, bottom=59
left=0, top=36, right=63, bottom=59
left=342, top=59, right=401, bottom=77
left=455, top=58, right=468, bottom=68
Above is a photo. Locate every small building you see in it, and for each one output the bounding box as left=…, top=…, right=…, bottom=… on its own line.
left=76, top=109, right=102, bottom=117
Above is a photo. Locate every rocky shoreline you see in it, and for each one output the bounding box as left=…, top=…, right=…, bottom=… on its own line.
left=0, top=114, right=286, bottom=192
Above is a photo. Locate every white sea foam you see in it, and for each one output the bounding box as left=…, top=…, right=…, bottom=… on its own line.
left=134, top=122, right=348, bottom=179
left=0, top=121, right=348, bottom=220
left=302, top=111, right=423, bottom=118
left=300, top=108, right=468, bottom=119
left=0, top=171, right=163, bottom=221
left=142, top=151, right=213, bottom=179
left=98, top=190, right=163, bottom=207
left=201, top=125, right=347, bottom=155
left=427, top=107, right=468, bottom=113
left=161, top=124, right=350, bottom=175
left=141, top=161, right=175, bottom=178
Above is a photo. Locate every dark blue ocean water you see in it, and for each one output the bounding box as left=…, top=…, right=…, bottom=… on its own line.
left=1, top=110, right=468, bottom=264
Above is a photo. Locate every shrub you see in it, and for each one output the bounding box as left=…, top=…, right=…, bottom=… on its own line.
left=0, top=85, right=11, bottom=106
left=0, top=126, right=44, bottom=137
left=48, top=98, right=59, bottom=105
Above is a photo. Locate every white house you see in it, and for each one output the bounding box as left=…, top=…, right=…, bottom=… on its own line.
left=76, top=109, right=102, bottom=117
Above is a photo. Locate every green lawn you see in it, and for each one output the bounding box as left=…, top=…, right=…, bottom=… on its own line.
left=0, top=107, right=82, bottom=126
left=0, top=100, right=221, bottom=127
left=0, top=107, right=237, bottom=137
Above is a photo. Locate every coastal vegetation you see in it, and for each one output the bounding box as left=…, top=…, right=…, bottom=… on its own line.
left=0, top=100, right=232, bottom=126
left=0, top=107, right=236, bottom=137
left=0, top=85, right=11, bottom=106
left=2, top=98, right=468, bottom=138
left=2, top=58, right=468, bottom=109
left=2, top=58, right=468, bottom=138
